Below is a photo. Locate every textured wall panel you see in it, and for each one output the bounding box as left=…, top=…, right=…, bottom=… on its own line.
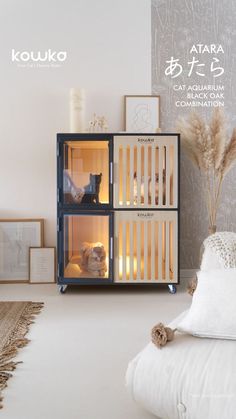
left=152, top=0, right=236, bottom=268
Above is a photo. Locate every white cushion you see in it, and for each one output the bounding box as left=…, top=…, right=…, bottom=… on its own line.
left=126, top=310, right=236, bottom=419
left=201, top=247, right=222, bottom=270
left=178, top=269, right=236, bottom=339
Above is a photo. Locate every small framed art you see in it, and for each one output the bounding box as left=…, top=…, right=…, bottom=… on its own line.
left=124, top=95, right=160, bottom=133
left=29, top=247, right=56, bottom=284
left=0, top=219, right=44, bottom=283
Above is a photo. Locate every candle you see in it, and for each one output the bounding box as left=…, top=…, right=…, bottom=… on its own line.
left=69, top=88, right=86, bottom=133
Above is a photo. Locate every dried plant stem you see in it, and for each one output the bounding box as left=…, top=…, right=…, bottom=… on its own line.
left=177, top=109, right=236, bottom=234
left=203, top=170, right=223, bottom=229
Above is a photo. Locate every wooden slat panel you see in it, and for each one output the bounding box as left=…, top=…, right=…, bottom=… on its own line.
left=122, top=221, right=126, bottom=280
left=115, top=145, right=120, bottom=207
left=165, top=145, right=170, bottom=206
left=151, top=219, right=155, bottom=280
left=114, top=210, right=178, bottom=284
left=113, top=135, right=178, bottom=209
left=151, top=144, right=156, bottom=206
left=144, top=221, right=148, bottom=280
left=129, top=221, right=134, bottom=281
left=158, top=221, right=162, bottom=280
left=165, top=221, right=170, bottom=281
left=137, top=145, right=141, bottom=206
left=129, top=144, right=134, bottom=206
left=144, top=146, right=149, bottom=206
left=115, top=217, right=120, bottom=281
left=115, top=213, right=121, bottom=282
left=136, top=221, right=141, bottom=279
left=169, top=221, right=173, bottom=280
left=158, top=146, right=163, bottom=206
left=122, top=146, right=127, bottom=205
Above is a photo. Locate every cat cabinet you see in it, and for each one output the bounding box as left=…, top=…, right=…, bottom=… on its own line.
left=57, top=133, right=179, bottom=293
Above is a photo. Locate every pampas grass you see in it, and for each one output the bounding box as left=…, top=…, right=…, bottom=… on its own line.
left=221, top=128, right=236, bottom=175
left=177, top=108, right=236, bottom=233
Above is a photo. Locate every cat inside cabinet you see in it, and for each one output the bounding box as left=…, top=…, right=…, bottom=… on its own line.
left=62, top=138, right=112, bottom=207
left=113, top=134, right=178, bottom=209
left=63, top=213, right=113, bottom=280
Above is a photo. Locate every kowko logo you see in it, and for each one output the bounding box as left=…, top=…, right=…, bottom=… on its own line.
left=11, top=49, right=67, bottom=66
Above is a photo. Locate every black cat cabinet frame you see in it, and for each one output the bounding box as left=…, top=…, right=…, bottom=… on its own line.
left=57, top=133, right=180, bottom=293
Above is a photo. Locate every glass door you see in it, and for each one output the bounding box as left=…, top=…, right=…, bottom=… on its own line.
left=62, top=138, right=112, bottom=208
left=63, top=212, right=113, bottom=283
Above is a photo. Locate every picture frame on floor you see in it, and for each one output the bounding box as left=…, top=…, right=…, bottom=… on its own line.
left=29, top=247, right=56, bottom=284
left=0, top=219, right=44, bottom=283
left=124, top=95, right=160, bottom=133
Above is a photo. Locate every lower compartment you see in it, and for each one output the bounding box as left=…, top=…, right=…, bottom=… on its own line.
left=63, top=213, right=112, bottom=280
left=115, top=211, right=178, bottom=283
left=59, top=210, right=178, bottom=284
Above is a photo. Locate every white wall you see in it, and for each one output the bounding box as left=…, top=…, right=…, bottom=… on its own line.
left=0, top=0, right=151, bottom=245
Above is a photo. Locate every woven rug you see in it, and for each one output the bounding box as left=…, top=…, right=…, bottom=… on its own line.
left=0, top=301, right=44, bottom=408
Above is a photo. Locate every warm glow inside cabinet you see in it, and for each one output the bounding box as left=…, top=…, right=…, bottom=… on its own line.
left=113, top=135, right=178, bottom=209
left=59, top=136, right=113, bottom=209
left=57, top=133, right=179, bottom=292
left=114, top=211, right=178, bottom=283
left=60, top=212, right=113, bottom=285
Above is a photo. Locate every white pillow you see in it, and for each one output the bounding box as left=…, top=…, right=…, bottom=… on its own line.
left=178, top=269, right=236, bottom=339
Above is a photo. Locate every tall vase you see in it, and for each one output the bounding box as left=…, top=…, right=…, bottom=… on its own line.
left=69, top=88, right=85, bottom=133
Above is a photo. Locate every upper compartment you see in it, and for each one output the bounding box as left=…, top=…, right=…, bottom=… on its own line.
left=57, top=133, right=179, bottom=210
left=113, top=134, right=179, bottom=209
left=58, top=135, right=112, bottom=209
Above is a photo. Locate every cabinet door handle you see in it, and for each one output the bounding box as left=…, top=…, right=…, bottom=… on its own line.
left=110, top=237, right=113, bottom=260
left=110, top=162, right=113, bottom=184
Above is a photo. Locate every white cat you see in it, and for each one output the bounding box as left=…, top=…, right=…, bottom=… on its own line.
left=133, top=171, right=165, bottom=204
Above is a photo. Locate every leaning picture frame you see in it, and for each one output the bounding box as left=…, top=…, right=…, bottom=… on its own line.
left=0, top=219, right=44, bottom=283
left=124, top=95, right=160, bottom=133
left=29, top=247, right=56, bottom=284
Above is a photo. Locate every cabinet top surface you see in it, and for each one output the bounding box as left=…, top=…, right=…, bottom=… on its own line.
left=57, top=132, right=180, bottom=141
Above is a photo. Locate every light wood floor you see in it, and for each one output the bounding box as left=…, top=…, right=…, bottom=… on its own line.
left=0, top=280, right=190, bottom=419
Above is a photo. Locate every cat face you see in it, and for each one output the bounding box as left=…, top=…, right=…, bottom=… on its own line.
left=89, top=173, right=102, bottom=185
left=79, top=242, right=107, bottom=275
left=90, top=246, right=106, bottom=262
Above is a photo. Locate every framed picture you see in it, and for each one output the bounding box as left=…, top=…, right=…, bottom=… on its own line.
left=124, top=95, right=160, bottom=133
left=29, top=247, right=56, bottom=284
left=0, top=219, right=44, bottom=283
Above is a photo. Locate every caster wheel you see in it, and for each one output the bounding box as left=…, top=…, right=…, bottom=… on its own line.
left=168, top=285, right=177, bottom=294
left=59, top=285, right=67, bottom=294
